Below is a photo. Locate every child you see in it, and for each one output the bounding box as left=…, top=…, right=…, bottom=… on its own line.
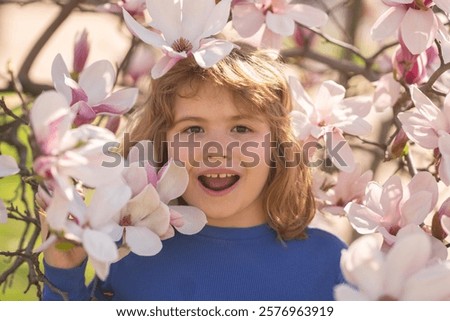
left=42, top=44, right=347, bottom=300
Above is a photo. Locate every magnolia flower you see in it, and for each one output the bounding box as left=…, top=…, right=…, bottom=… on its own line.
left=392, top=43, right=428, bottom=84
left=115, top=141, right=207, bottom=257
left=371, top=0, right=450, bottom=55
left=52, top=54, right=138, bottom=126
left=289, top=76, right=372, bottom=172
left=345, top=171, right=438, bottom=245
left=397, top=85, right=450, bottom=184
left=30, top=91, right=124, bottom=230
left=231, top=0, right=327, bottom=49
left=0, top=155, right=20, bottom=223
left=335, top=226, right=450, bottom=300
left=313, top=164, right=373, bottom=216
left=123, top=0, right=236, bottom=78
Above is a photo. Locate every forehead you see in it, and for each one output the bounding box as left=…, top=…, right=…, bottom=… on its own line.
left=173, top=82, right=265, bottom=121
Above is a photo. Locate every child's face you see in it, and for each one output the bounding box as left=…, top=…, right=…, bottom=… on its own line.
left=166, top=83, right=272, bottom=227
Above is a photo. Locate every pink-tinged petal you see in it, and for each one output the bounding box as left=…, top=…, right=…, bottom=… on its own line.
left=138, top=202, right=171, bottom=236
left=345, top=202, right=382, bottom=234
left=289, top=76, right=315, bottom=117
left=383, top=231, right=431, bottom=298
left=65, top=77, right=88, bottom=105
left=0, top=155, right=19, bottom=177
left=438, top=134, right=450, bottom=185
left=410, top=85, right=448, bottom=131
left=122, top=165, right=148, bottom=197
left=193, top=39, right=236, bottom=68
left=400, top=9, right=437, bottom=55
left=402, top=262, right=450, bottom=300
left=78, top=60, right=116, bottom=105
left=315, top=81, right=346, bottom=113
left=397, top=111, right=440, bottom=149
left=51, top=54, right=72, bottom=103
left=30, top=91, right=74, bottom=152
left=337, top=116, right=372, bottom=136
left=325, top=130, right=355, bottom=172
left=373, top=73, right=402, bottom=112
left=125, top=225, right=163, bottom=256
left=73, top=29, right=90, bottom=74
left=145, top=0, right=181, bottom=45
left=83, top=229, right=118, bottom=263
left=365, top=181, right=383, bottom=213
left=151, top=55, right=181, bottom=79
left=169, top=206, right=207, bottom=235
left=0, top=200, right=7, bottom=224
left=400, top=191, right=432, bottom=225
left=181, top=0, right=214, bottom=43
left=434, top=0, right=450, bottom=13
left=199, top=0, right=232, bottom=38
left=334, top=284, right=370, bottom=301
left=88, top=183, right=131, bottom=228
left=231, top=3, right=265, bottom=37
left=290, top=110, right=313, bottom=140
left=157, top=160, right=189, bottom=203
left=370, top=6, right=406, bottom=41
left=260, top=27, right=283, bottom=49
left=92, top=87, right=138, bottom=116
left=379, top=175, right=402, bottom=223
left=287, top=4, right=328, bottom=28
left=387, top=0, right=414, bottom=3
left=123, top=184, right=161, bottom=222
left=342, top=96, right=372, bottom=117
left=266, top=12, right=295, bottom=36
left=407, top=171, right=438, bottom=208
left=122, top=8, right=166, bottom=47
left=71, top=101, right=97, bottom=126
left=160, top=225, right=175, bottom=240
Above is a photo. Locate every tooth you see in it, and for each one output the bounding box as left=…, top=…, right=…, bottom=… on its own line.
left=226, top=174, right=234, bottom=177
left=219, top=174, right=227, bottom=178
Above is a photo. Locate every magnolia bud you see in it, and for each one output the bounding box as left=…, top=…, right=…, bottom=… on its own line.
left=389, top=129, right=408, bottom=159
left=73, top=29, right=90, bottom=75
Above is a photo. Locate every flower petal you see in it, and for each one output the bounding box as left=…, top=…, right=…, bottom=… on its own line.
left=397, top=111, right=439, bottom=149
left=0, top=155, right=19, bottom=177
left=400, top=191, right=432, bottom=225
left=287, top=4, right=328, bottom=28
left=122, top=7, right=166, bottom=47
left=169, top=206, right=207, bottom=235
left=334, top=284, right=370, bottom=301
left=345, top=202, right=382, bottom=234
left=151, top=55, right=181, bottom=79
left=51, top=54, right=72, bottom=103
left=89, top=257, right=111, bottom=281
left=400, top=8, right=437, bottom=54
left=410, top=85, right=448, bottom=131
left=266, top=12, right=295, bottom=36
left=83, top=228, right=118, bottom=263
left=124, top=184, right=161, bottom=223
left=122, top=164, right=149, bottom=197
left=193, top=39, right=236, bottom=68
left=138, top=202, right=171, bottom=236
left=145, top=0, right=181, bottom=45
left=407, top=171, right=438, bottom=209
left=371, top=6, right=406, bottom=41
left=125, top=225, right=163, bottom=256
left=434, top=0, right=450, bottom=13
left=157, top=160, right=189, bottom=204
left=438, top=133, right=450, bottom=185
left=325, top=129, right=355, bottom=172
left=78, top=60, right=116, bottom=105
left=199, top=0, right=232, bottom=38
left=231, top=3, right=265, bottom=38
left=92, top=87, right=138, bottom=115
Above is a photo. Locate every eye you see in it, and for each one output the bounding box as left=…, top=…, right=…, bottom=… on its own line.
left=183, top=126, right=204, bottom=134
left=232, top=125, right=251, bottom=133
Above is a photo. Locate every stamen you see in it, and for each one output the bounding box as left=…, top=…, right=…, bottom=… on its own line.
left=172, top=37, right=193, bottom=53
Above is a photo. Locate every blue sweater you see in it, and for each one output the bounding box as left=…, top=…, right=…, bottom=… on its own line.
left=43, top=225, right=346, bottom=301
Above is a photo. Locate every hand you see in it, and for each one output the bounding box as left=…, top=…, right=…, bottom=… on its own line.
left=36, top=185, right=87, bottom=269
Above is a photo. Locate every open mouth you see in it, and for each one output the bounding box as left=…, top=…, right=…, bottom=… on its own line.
left=198, top=173, right=240, bottom=192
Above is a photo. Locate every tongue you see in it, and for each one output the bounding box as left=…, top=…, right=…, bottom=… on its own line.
left=199, top=176, right=239, bottom=191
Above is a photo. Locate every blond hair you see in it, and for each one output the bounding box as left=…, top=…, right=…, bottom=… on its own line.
left=126, top=44, right=315, bottom=240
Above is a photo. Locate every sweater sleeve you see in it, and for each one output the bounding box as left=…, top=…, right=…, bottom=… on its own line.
left=43, top=259, right=90, bottom=301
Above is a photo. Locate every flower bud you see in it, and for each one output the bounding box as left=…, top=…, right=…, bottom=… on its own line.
left=389, top=129, right=409, bottom=159
left=73, top=29, right=90, bottom=75
left=432, top=197, right=450, bottom=240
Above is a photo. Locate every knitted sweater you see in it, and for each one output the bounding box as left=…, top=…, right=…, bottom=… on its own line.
left=43, top=224, right=347, bottom=301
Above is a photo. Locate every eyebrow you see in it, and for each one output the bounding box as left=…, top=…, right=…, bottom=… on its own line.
left=172, top=114, right=264, bottom=126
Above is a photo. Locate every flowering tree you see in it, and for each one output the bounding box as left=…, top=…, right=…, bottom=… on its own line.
left=1, top=0, right=450, bottom=300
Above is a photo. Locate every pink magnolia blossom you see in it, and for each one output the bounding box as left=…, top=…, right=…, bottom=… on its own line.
left=397, top=85, right=450, bottom=184
left=124, top=44, right=156, bottom=85
left=335, top=226, right=450, bottom=300
left=115, top=141, right=207, bottom=257
left=393, top=43, right=428, bottom=84
left=289, top=76, right=372, bottom=172
left=345, top=171, right=438, bottom=245
left=313, top=164, right=373, bottom=216
left=72, top=29, right=90, bottom=75
left=371, top=0, right=450, bottom=55
left=231, top=0, right=327, bottom=49
left=52, top=54, right=138, bottom=126
left=30, top=91, right=125, bottom=230
left=0, top=155, right=20, bottom=223
left=122, top=0, right=236, bottom=79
